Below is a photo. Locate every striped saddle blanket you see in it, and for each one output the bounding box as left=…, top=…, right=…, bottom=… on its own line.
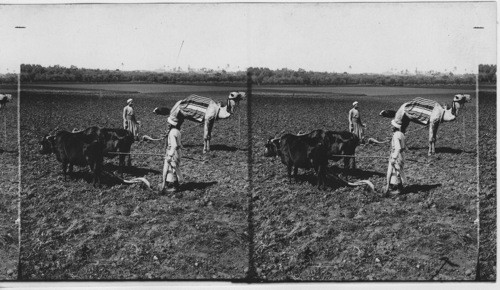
left=179, top=94, right=214, bottom=123
left=404, top=97, right=437, bottom=125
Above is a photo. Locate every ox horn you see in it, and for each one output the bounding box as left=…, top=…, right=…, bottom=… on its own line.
left=347, top=180, right=375, bottom=191
left=122, top=177, right=151, bottom=189
left=142, top=135, right=164, bottom=141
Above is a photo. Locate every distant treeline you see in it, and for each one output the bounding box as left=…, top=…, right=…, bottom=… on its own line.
left=478, top=64, right=496, bottom=83
left=17, top=64, right=247, bottom=84
left=248, top=67, right=476, bottom=86
left=2, top=64, right=489, bottom=86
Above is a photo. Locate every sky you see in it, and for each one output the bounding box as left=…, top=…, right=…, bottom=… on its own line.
left=0, top=1, right=496, bottom=74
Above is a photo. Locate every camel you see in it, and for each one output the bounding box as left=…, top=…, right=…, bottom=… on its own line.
left=152, top=91, right=246, bottom=153
left=379, top=94, right=471, bottom=155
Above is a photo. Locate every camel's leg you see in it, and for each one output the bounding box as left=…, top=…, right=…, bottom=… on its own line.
left=203, top=120, right=208, bottom=153
left=428, top=121, right=440, bottom=156
left=203, top=119, right=215, bottom=153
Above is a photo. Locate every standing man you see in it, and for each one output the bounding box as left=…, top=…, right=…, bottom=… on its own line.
left=383, top=119, right=408, bottom=196
left=161, top=116, right=183, bottom=194
left=348, top=101, right=366, bottom=143
left=123, top=98, right=140, bottom=141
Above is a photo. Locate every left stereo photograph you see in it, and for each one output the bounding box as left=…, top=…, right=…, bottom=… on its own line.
left=17, top=64, right=249, bottom=280
left=0, top=78, right=20, bottom=280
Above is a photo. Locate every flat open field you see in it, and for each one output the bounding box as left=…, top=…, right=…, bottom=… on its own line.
left=27, top=83, right=475, bottom=96
left=0, top=85, right=19, bottom=280
left=22, top=83, right=246, bottom=94
left=17, top=83, right=483, bottom=281
left=251, top=87, right=478, bottom=280
left=254, top=85, right=475, bottom=96
left=19, top=84, right=249, bottom=279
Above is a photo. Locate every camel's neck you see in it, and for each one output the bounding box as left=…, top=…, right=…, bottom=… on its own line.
left=218, top=99, right=236, bottom=119
left=217, top=106, right=232, bottom=119
left=442, top=102, right=461, bottom=122
left=452, top=101, right=462, bottom=116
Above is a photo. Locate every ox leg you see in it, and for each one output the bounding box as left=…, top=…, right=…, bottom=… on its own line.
left=119, top=154, right=125, bottom=178
left=68, top=163, right=74, bottom=179
left=293, top=167, right=298, bottom=181
left=350, top=157, right=356, bottom=170
left=95, top=161, right=102, bottom=187
left=344, top=156, right=356, bottom=172
left=90, top=162, right=97, bottom=187
left=315, top=166, right=322, bottom=189
left=287, top=164, right=293, bottom=183
left=318, top=165, right=326, bottom=189
left=126, top=154, right=132, bottom=167
left=62, top=162, right=68, bottom=181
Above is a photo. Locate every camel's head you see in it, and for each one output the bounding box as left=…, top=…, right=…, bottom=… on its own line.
left=153, top=107, right=171, bottom=116
left=264, top=137, right=281, bottom=157
left=450, top=94, right=472, bottom=115
left=228, top=91, right=246, bottom=102
left=453, top=94, right=471, bottom=104
left=226, top=91, right=246, bottom=114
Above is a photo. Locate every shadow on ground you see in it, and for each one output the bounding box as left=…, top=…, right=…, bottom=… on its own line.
left=103, top=163, right=161, bottom=175
left=182, top=181, right=217, bottom=191
left=63, top=167, right=157, bottom=188
left=403, top=183, right=442, bottom=194
left=184, top=144, right=240, bottom=152
left=408, top=146, right=475, bottom=154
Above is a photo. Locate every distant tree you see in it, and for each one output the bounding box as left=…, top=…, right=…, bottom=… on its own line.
left=479, top=64, right=496, bottom=83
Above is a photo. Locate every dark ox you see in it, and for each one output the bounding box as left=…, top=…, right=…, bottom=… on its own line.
left=72, top=127, right=136, bottom=177
left=264, top=130, right=360, bottom=188
left=100, top=128, right=135, bottom=177
left=39, top=127, right=104, bottom=186
left=39, top=127, right=136, bottom=186
left=323, top=131, right=360, bottom=170
left=264, top=129, right=329, bottom=188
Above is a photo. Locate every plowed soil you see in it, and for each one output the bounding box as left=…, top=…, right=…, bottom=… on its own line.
left=477, top=86, right=496, bottom=281
left=0, top=85, right=19, bottom=280
left=251, top=88, right=478, bottom=281
left=19, top=85, right=249, bottom=280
